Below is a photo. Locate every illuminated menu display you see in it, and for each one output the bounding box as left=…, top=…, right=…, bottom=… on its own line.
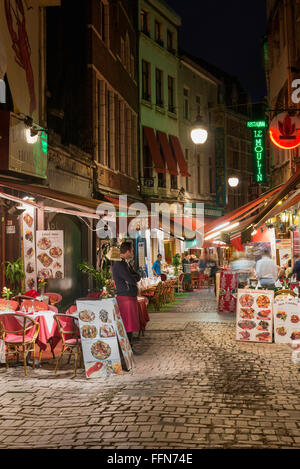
left=247, top=121, right=266, bottom=184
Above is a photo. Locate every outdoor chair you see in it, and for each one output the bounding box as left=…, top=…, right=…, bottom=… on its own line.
left=53, top=314, right=83, bottom=377
left=147, top=282, right=163, bottom=311
left=0, top=313, right=39, bottom=376
left=44, top=293, right=63, bottom=306
left=160, top=273, right=167, bottom=281
left=21, top=300, right=49, bottom=312
left=48, top=305, right=58, bottom=313
left=274, top=289, right=297, bottom=298
left=65, top=305, right=77, bottom=315
left=0, top=299, right=19, bottom=311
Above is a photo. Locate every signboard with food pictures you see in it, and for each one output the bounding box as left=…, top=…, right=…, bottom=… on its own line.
left=274, top=297, right=300, bottom=344
left=36, top=231, right=64, bottom=280
left=22, top=207, right=37, bottom=291
left=76, top=299, right=135, bottom=379
left=218, top=271, right=238, bottom=314
left=236, top=289, right=274, bottom=343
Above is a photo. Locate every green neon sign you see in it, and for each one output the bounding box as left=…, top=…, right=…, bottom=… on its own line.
left=247, top=121, right=267, bottom=128
left=252, top=127, right=266, bottom=183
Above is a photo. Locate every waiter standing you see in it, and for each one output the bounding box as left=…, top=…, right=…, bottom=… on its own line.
left=112, top=241, right=141, bottom=346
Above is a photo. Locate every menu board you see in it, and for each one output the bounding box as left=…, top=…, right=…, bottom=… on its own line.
left=274, top=297, right=300, bottom=344
left=218, top=271, right=238, bottom=314
left=76, top=299, right=135, bottom=379
left=36, top=230, right=64, bottom=279
left=236, top=289, right=274, bottom=343
left=22, top=207, right=37, bottom=291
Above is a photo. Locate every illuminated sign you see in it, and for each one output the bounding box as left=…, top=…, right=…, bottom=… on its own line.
left=248, top=120, right=266, bottom=184
left=269, top=112, right=300, bottom=150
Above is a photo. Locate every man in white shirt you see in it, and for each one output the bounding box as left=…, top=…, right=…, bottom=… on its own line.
left=255, top=248, right=278, bottom=288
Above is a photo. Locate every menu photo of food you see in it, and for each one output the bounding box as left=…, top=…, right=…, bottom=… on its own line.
left=22, top=207, right=37, bottom=290
left=36, top=230, right=64, bottom=279
left=76, top=299, right=123, bottom=379
left=274, top=298, right=300, bottom=344
left=236, top=289, right=274, bottom=343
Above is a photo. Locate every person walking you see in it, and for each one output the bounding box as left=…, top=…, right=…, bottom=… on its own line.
left=182, top=252, right=192, bottom=291
left=112, top=241, right=141, bottom=346
left=292, top=254, right=300, bottom=281
left=152, top=254, right=162, bottom=278
left=255, top=248, right=277, bottom=288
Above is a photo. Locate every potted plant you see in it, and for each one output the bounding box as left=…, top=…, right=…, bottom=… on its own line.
left=4, top=258, right=25, bottom=295
left=78, top=262, right=112, bottom=293
left=171, top=254, right=181, bottom=276
left=2, top=287, right=13, bottom=310
left=38, top=278, right=47, bottom=296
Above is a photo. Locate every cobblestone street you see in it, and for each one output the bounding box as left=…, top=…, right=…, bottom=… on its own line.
left=0, top=290, right=300, bottom=449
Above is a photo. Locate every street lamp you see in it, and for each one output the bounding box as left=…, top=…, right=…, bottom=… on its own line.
left=228, top=176, right=239, bottom=188
left=190, top=115, right=208, bottom=145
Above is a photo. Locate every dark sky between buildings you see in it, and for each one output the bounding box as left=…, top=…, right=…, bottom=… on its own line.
left=166, top=0, right=267, bottom=102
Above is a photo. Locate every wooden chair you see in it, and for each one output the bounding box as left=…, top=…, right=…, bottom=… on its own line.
left=54, top=314, right=83, bottom=377
left=44, top=293, right=63, bottom=306
left=176, top=273, right=184, bottom=293
left=0, top=299, right=19, bottom=311
left=21, top=300, right=49, bottom=312
left=147, top=282, right=163, bottom=311
left=0, top=313, right=39, bottom=375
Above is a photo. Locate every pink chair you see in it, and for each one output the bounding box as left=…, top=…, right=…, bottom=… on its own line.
left=53, top=314, right=82, bottom=377
left=21, top=300, right=49, bottom=312
left=65, top=305, right=77, bottom=315
left=0, top=313, right=39, bottom=375
left=48, top=305, right=58, bottom=313
left=0, top=299, right=19, bottom=311
left=44, top=293, right=62, bottom=305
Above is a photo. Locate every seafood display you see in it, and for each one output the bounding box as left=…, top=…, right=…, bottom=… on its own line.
left=91, top=340, right=111, bottom=360
left=37, top=237, right=51, bottom=250
left=81, top=325, right=97, bottom=339
left=79, top=310, right=95, bottom=322
left=239, top=294, right=254, bottom=307
left=236, top=289, right=273, bottom=343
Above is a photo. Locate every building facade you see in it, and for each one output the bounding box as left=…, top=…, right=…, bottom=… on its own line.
left=265, top=0, right=300, bottom=186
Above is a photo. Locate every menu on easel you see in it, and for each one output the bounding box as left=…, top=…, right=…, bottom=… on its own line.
left=236, top=289, right=274, bottom=343
left=76, top=298, right=135, bottom=379
left=36, top=230, right=64, bottom=279
left=274, top=296, right=300, bottom=344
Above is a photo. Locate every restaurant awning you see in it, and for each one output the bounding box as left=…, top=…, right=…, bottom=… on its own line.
left=157, top=131, right=178, bottom=176
left=169, top=135, right=191, bottom=177
left=143, top=126, right=166, bottom=174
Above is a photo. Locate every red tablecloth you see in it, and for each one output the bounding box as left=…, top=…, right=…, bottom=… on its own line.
left=137, top=297, right=150, bottom=332
left=0, top=312, right=63, bottom=351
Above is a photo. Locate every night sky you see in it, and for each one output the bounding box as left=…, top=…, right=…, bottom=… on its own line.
left=166, top=0, right=267, bottom=102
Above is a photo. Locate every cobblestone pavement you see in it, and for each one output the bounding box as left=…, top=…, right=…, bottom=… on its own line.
left=0, top=290, right=300, bottom=449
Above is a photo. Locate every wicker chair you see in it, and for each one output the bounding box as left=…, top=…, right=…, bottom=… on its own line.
left=0, top=313, right=39, bottom=375
left=54, top=314, right=83, bottom=377
left=44, top=293, right=63, bottom=306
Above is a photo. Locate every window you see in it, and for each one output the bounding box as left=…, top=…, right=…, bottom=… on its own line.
left=106, top=88, right=111, bottom=168
left=143, top=138, right=152, bottom=179
left=158, top=172, right=166, bottom=188
left=168, top=76, right=175, bottom=113
left=184, top=88, right=189, bottom=120
left=185, top=149, right=189, bottom=192
left=155, top=68, right=163, bottom=107
left=171, top=175, right=177, bottom=190
left=232, top=151, right=239, bottom=170
left=141, top=9, right=149, bottom=34
left=142, top=60, right=151, bottom=101
left=155, top=21, right=163, bottom=45
left=196, top=95, right=201, bottom=117
left=197, top=155, right=201, bottom=194
left=167, top=30, right=173, bottom=51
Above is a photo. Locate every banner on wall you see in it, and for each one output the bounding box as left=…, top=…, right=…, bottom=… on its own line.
left=138, top=242, right=145, bottom=268
left=236, top=289, right=274, bottom=343
left=76, top=299, right=135, bottom=379
left=36, top=230, right=64, bottom=279
left=22, top=206, right=37, bottom=291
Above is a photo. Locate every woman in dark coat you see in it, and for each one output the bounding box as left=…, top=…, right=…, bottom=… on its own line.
left=112, top=241, right=141, bottom=345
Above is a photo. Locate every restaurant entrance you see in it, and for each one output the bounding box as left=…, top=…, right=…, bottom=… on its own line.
left=45, top=213, right=89, bottom=310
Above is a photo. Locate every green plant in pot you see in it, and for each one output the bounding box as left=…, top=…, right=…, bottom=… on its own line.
left=4, top=258, right=25, bottom=295
left=171, top=254, right=181, bottom=276
left=78, top=262, right=111, bottom=293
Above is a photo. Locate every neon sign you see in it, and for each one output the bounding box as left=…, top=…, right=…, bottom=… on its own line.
left=269, top=112, right=300, bottom=150
left=247, top=121, right=266, bottom=184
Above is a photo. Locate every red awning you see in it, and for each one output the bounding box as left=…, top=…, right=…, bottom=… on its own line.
left=143, top=126, right=166, bottom=173
left=157, top=131, right=178, bottom=176
left=169, top=135, right=191, bottom=177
